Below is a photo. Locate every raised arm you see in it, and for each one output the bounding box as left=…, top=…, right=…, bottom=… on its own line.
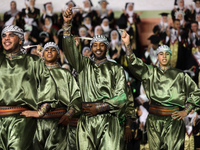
left=121, top=30, right=153, bottom=81
left=62, top=8, right=88, bottom=73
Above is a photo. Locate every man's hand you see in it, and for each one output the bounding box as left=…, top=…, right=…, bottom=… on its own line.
left=82, top=103, right=98, bottom=116
left=121, top=30, right=130, bottom=47
left=124, top=127, right=132, bottom=143
left=171, top=110, right=187, bottom=120
left=20, top=110, right=40, bottom=118
left=58, top=115, right=70, bottom=126
left=62, top=8, right=73, bottom=24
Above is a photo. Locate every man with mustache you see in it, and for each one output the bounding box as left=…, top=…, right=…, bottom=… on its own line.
left=0, top=25, right=56, bottom=149
left=121, top=30, right=200, bottom=150
left=62, top=8, right=127, bottom=150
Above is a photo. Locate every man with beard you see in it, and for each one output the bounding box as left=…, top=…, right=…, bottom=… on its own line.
left=22, top=42, right=81, bottom=150
left=62, top=8, right=127, bottom=150
left=121, top=30, right=200, bottom=150
left=0, top=25, right=56, bottom=149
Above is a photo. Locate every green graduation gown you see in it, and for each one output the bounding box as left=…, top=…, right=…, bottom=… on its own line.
left=63, top=36, right=127, bottom=150
left=0, top=53, right=56, bottom=150
left=33, top=67, right=81, bottom=150
left=127, top=53, right=200, bottom=150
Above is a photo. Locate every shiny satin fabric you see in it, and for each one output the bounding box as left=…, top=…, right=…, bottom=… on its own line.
left=127, top=53, right=200, bottom=108
left=49, top=68, right=81, bottom=111
left=0, top=54, right=57, bottom=109
left=0, top=115, right=36, bottom=150
left=68, top=126, right=77, bottom=150
left=63, top=36, right=127, bottom=150
left=33, top=118, right=67, bottom=150
left=0, top=53, right=57, bottom=149
left=127, top=53, right=200, bottom=150
left=33, top=67, right=81, bottom=150
left=77, top=114, right=121, bottom=150
left=146, top=114, right=185, bottom=150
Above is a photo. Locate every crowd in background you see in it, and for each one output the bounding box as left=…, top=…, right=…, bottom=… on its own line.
left=1, top=0, right=200, bottom=149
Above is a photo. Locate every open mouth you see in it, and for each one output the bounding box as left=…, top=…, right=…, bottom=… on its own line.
left=95, top=50, right=103, bottom=55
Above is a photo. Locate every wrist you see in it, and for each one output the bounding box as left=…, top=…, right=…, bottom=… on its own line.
left=184, top=104, right=193, bottom=115
left=125, top=42, right=130, bottom=47
left=65, top=107, right=75, bottom=119
left=64, top=21, right=72, bottom=25
left=125, top=44, right=133, bottom=55
left=37, top=103, right=51, bottom=117
left=95, top=103, right=110, bottom=113
left=63, top=23, right=72, bottom=37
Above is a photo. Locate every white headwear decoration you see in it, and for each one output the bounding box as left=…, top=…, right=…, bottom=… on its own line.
left=90, top=35, right=109, bottom=48
left=1, top=25, right=24, bottom=42
left=42, top=42, right=60, bottom=55
left=156, top=45, right=172, bottom=55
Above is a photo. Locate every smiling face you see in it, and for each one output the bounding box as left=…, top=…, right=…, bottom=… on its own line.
left=2, top=32, right=22, bottom=53
left=43, top=46, right=59, bottom=64
left=91, top=42, right=107, bottom=60
left=157, top=51, right=171, bottom=67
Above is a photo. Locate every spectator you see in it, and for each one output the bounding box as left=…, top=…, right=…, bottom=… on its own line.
left=40, top=2, right=58, bottom=27
left=22, top=0, right=40, bottom=27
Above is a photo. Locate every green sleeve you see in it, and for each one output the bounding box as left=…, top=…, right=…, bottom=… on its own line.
left=62, top=36, right=88, bottom=73
left=127, top=53, right=153, bottom=81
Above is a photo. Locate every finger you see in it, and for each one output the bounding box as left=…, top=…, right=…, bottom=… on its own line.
left=178, top=116, right=183, bottom=120
left=173, top=115, right=180, bottom=120
left=171, top=111, right=178, bottom=115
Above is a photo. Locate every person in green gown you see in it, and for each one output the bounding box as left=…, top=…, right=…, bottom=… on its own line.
left=21, top=42, right=81, bottom=150
left=121, top=30, right=200, bottom=150
left=0, top=25, right=57, bottom=150
left=62, top=8, right=128, bottom=150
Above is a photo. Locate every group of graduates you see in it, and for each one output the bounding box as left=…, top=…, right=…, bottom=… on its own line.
left=1, top=0, right=200, bottom=150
